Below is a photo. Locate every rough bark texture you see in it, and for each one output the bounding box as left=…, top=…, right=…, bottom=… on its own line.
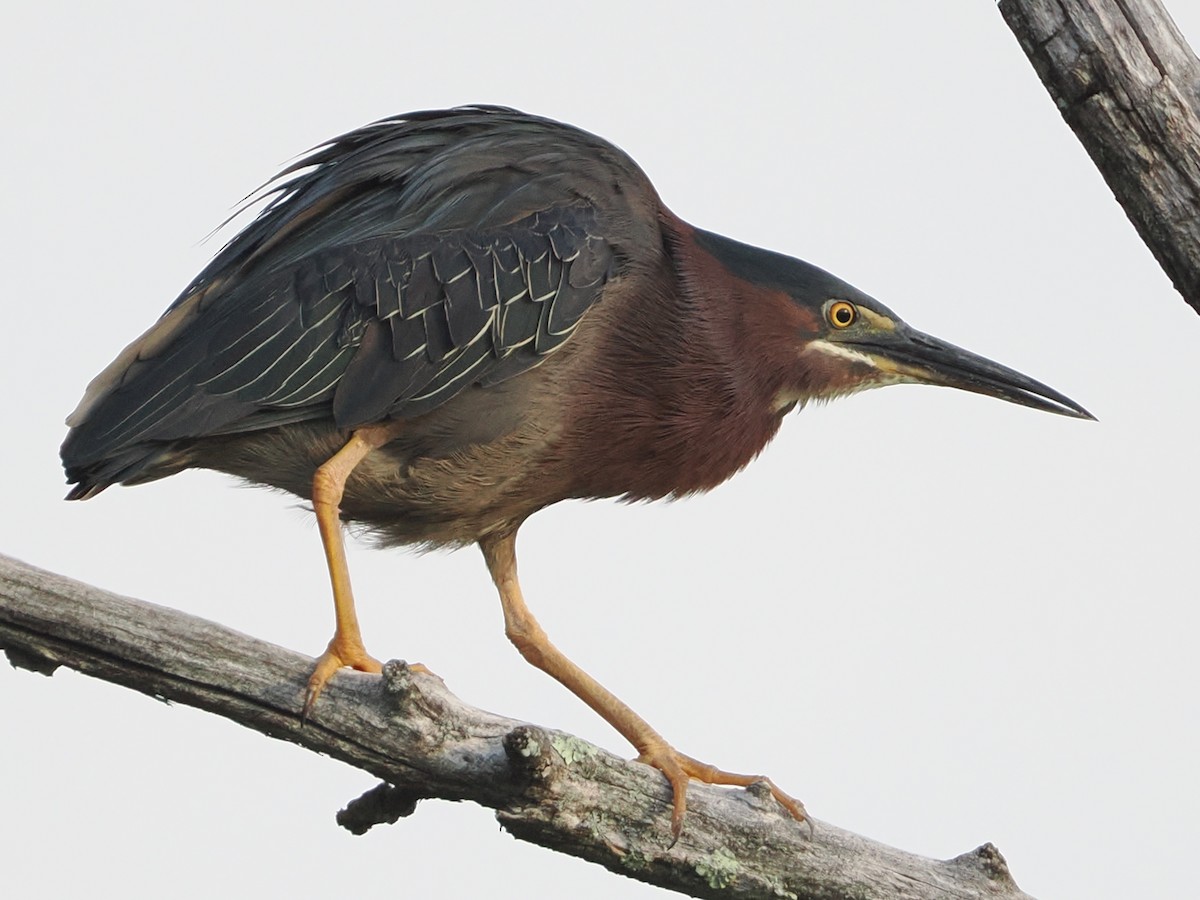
left=999, top=0, right=1200, bottom=314
left=0, top=553, right=1034, bottom=900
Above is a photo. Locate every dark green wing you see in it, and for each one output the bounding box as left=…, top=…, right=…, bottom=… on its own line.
left=61, top=107, right=652, bottom=495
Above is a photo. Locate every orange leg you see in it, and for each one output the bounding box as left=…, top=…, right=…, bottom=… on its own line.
left=303, top=422, right=405, bottom=717
left=479, top=529, right=806, bottom=838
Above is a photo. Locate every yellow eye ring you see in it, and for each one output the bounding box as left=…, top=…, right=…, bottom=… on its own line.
left=828, top=300, right=857, bottom=329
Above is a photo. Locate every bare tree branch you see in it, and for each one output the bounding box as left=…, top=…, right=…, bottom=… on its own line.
left=999, top=0, right=1200, bottom=314
left=0, top=553, right=1033, bottom=900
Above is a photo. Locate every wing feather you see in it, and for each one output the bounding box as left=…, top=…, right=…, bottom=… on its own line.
left=61, top=107, right=648, bottom=493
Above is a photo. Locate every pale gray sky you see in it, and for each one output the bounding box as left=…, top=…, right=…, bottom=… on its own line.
left=4, top=3, right=1199, bottom=898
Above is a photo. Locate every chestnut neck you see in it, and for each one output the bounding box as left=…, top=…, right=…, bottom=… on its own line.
left=563, top=214, right=803, bottom=502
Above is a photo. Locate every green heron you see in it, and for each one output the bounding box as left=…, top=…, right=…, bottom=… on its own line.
left=61, top=106, right=1090, bottom=836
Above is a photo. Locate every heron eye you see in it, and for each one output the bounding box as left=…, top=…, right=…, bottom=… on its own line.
left=828, top=301, right=857, bottom=329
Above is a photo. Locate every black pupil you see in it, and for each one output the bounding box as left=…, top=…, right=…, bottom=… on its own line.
left=835, top=305, right=853, bottom=325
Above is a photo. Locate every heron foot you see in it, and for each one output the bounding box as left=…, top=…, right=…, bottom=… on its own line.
left=302, top=635, right=384, bottom=718
left=635, top=739, right=808, bottom=840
